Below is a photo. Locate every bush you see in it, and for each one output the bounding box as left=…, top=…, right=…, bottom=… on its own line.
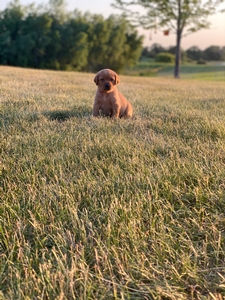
left=155, top=52, right=175, bottom=63
left=197, top=58, right=207, bottom=64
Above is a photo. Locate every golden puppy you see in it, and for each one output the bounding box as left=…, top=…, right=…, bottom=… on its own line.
left=92, top=69, right=133, bottom=118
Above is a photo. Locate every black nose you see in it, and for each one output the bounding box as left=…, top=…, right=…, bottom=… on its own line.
left=105, top=83, right=110, bottom=90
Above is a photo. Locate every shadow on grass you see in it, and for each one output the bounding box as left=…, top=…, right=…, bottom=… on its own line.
left=43, top=105, right=91, bottom=122
left=1, top=102, right=92, bottom=126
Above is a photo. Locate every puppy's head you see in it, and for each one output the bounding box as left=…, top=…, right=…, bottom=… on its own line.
left=94, top=69, right=120, bottom=93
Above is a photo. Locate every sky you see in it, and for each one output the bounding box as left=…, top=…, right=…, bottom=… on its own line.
left=0, top=0, right=225, bottom=50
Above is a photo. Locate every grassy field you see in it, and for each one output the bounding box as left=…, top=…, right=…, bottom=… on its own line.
left=1, top=66, right=225, bottom=300
left=125, top=61, right=225, bottom=81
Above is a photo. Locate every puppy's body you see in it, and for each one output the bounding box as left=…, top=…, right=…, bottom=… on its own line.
left=92, top=69, right=133, bottom=118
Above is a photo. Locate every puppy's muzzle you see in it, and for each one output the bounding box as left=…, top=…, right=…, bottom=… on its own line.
left=104, top=83, right=111, bottom=90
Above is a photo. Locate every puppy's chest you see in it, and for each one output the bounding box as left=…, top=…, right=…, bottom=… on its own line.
left=98, top=94, right=114, bottom=107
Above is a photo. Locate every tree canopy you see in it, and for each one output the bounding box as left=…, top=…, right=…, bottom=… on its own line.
left=0, top=0, right=143, bottom=72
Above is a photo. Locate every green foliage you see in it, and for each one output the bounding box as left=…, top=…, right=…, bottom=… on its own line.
left=142, top=43, right=225, bottom=63
left=186, top=46, right=203, bottom=61
left=204, top=45, right=225, bottom=61
left=0, top=1, right=143, bottom=72
left=155, top=52, right=175, bottom=63
left=142, top=43, right=165, bottom=59
left=1, top=66, right=225, bottom=299
left=197, top=58, right=207, bottom=65
left=83, top=14, right=143, bottom=72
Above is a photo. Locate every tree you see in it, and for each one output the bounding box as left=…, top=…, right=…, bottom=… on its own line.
left=84, top=13, right=143, bottom=72
left=221, top=47, right=225, bottom=61
left=0, top=1, right=143, bottom=72
left=142, top=43, right=166, bottom=59
left=186, top=46, right=203, bottom=61
left=113, top=0, right=225, bottom=78
left=203, top=45, right=224, bottom=61
left=56, top=11, right=90, bottom=70
left=0, top=0, right=25, bottom=66
left=167, top=46, right=187, bottom=63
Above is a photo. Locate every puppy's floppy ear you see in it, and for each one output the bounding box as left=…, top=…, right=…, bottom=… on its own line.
left=114, top=73, right=120, bottom=85
left=94, top=73, right=99, bottom=85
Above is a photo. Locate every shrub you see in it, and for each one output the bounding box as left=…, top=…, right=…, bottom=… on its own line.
left=197, top=58, right=207, bottom=64
left=155, top=52, right=175, bottom=63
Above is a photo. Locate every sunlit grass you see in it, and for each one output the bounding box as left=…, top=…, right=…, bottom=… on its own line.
left=1, top=66, right=225, bottom=299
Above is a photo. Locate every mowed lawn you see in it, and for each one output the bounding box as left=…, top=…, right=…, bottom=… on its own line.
left=126, top=62, right=225, bottom=81
left=1, top=66, right=225, bottom=300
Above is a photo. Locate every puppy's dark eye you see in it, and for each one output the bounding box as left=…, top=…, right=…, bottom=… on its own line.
left=110, top=78, right=114, bottom=81
left=100, top=78, right=104, bottom=81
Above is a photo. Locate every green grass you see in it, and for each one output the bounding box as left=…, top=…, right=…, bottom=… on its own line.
left=1, top=66, right=225, bottom=299
left=126, top=60, right=225, bottom=81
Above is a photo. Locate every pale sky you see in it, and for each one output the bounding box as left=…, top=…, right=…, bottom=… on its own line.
left=0, top=0, right=225, bottom=50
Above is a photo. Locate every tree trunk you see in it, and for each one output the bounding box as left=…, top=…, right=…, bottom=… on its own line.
left=174, top=30, right=181, bottom=78
left=174, top=0, right=181, bottom=79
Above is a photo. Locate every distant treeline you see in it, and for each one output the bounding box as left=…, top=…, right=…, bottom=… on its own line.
left=0, top=1, right=143, bottom=72
left=142, top=43, right=225, bottom=63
